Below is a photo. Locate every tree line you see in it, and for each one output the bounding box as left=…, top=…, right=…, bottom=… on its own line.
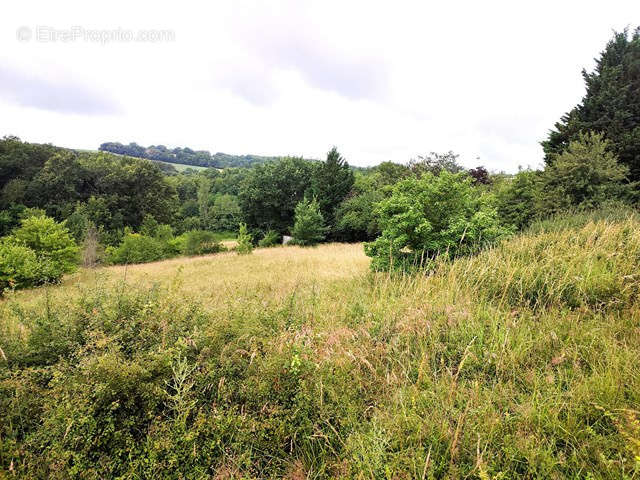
left=99, top=141, right=279, bottom=169
left=1, top=27, right=639, bottom=287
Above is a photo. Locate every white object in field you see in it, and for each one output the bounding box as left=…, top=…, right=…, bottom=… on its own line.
left=282, top=235, right=293, bottom=245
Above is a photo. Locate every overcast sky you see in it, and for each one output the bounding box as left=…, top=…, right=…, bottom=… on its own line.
left=1, top=1, right=638, bottom=171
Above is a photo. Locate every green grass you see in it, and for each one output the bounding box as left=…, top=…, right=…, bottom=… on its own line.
left=1, top=210, right=640, bottom=478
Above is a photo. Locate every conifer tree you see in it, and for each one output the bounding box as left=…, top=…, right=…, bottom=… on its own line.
left=311, top=147, right=354, bottom=235
left=291, top=197, right=327, bottom=246
left=543, top=27, right=640, bottom=181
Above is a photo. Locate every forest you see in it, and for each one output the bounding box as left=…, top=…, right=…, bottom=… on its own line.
left=98, top=141, right=279, bottom=169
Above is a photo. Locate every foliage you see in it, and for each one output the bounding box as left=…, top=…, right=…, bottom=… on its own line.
left=408, top=151, right=465, bottom=176
left=538, top=132, right=633, bottom=213
left=468, top=165, right=491, bottom=185
left=258, top=229, right=280, bottom=248
left=211, top=194, right=241, bottom=231
left=180, top=230, right=225, bottom=256
left=290, top=197, right=327, bottom=246
left=0, top=240, right=41, bottom=291
left=10, top=215, right=79, bottom=281
left=107, top=233, right=166, bottom=264
left=542, top=27, right=640, bottom=181
left=0, top=138, right=179, bottom=242
left=99, top=141, right=278, bottom=168
left=310, top=147, right=354, bottom=236
left=365, top=171, right=512, bottom=271
left=236, top=223, right=253, bottom=254
left=2, top=209, right=640, bottom=478
left=495, top=169, right=541, bottom=230
left=238, top=157, right=314, bottom=235
left=334, top=163, right=408, bottom=242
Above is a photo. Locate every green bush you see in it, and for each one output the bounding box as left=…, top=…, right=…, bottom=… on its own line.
left=107, top=233, right=165, bottom=264
left=538, top=132, right=634, bottom=214
left=236, top=223, right=253, bottom=254
left=495, top=169, right=541, bottom=230
left=258, top=229, right=280, bottom=248
left=365, top=171, right=512, bottom=271
left=0, top=240, right=41, bottom=291
left=181, top=230, right=225, bottom=256
left=291, top=197, right=327, bottom=246
left=9, top=215, right=79, bottom=282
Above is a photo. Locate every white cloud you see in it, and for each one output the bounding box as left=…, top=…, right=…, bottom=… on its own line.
left=0, top=0, right=638, bottom=171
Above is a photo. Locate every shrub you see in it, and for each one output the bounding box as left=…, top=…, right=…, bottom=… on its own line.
left=0, top=240, right=41, bottom=291
left=291, top=197, right=327, bottom=246
left=181, top=230, right=225, bottom=256
left=10, top=215, right=79, bottom=281
left=365, top=171, right=512, bottom=271
left=258, top=229, right=280, bottom=248
left=495, top=169, right=541, bottom=230
left=108, top=233, right=165, bottom=264
left=538, top=132, right=634, bottom=214
left=236, top=223, right=253, bottom=254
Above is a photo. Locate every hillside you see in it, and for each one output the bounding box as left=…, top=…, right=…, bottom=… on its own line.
left=2, top=210, right=639, bottom=478
left=99, top=141, right=280, bottom=169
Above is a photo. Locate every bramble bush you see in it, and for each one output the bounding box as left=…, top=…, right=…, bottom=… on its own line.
left=365, top=171, right=512, bottom=271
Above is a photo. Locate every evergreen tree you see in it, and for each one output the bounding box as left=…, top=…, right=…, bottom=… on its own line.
left=311, top=147, right=354, bottom=236
left=542, top=27, right=640, bottom=181
left=291, top=197, right=327, bottom=246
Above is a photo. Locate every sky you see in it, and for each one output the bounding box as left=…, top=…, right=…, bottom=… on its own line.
left=1, top=1, right=639, bottom=171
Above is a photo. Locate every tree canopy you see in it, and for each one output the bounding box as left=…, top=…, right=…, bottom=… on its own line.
left=542, top=27, right=640, bottom=181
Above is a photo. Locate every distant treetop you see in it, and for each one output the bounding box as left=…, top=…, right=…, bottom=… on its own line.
left=98, top=141, right=280, bottom=169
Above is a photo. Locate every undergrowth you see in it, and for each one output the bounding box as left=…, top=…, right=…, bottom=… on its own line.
left=1, top=209, right=639, bottom=478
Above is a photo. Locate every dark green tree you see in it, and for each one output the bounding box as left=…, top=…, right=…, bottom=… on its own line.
left=310, top=147, right=354, bottom=235
left=542, top=27, right=640, bottom=181
left=238, top=157, right=314, bottom=235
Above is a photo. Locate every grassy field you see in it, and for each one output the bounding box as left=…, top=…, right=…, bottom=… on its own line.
left=1, top=212, right=640, bottom=478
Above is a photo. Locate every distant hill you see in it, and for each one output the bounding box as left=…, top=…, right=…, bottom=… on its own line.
left=99, top=141, right=279, bottom=169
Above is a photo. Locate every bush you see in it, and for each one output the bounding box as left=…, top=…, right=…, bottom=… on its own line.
left=236, top=223, right=253, bottom=254
left=365, top=171, right=512, bottom=271
left=10, top=215, right=79, bottom=282
left=0, top=240, right=41, bottom=291
left=258, top=229, right=280, bottom=248
left=291, top=197, right=327, bottom=246
left=107, top=233, right=165, bottom=264
left=538, top=132, right=634, bottom=214
left=495, top=169, right=541, bottom=230
left=181, top=230, right=225, bottom=256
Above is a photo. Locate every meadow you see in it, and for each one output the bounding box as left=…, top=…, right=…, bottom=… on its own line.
left=1, top=210, right=640, bottom=478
